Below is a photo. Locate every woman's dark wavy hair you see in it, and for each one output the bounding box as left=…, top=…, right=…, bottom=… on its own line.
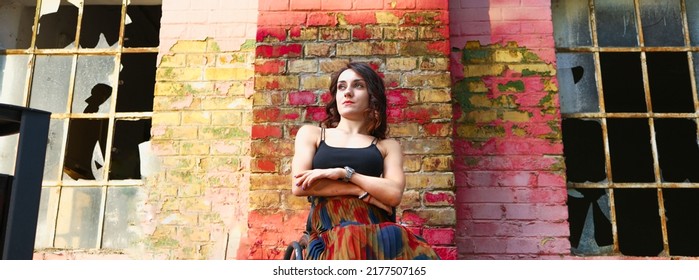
left=321, top=62, right=388, bottom=139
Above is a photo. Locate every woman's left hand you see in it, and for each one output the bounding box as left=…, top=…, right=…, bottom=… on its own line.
left=294, top=168, right=344, bottom=190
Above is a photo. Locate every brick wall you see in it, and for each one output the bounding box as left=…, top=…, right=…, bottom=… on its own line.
left=450, top=0, right=570, bottom=259
left=249, top=0, right=456, bottom=259
left=141, top=0, right=258, bottom=259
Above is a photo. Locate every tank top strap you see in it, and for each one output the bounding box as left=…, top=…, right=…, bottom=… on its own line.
left=371, top=137, right=379, bottom=145
left=320, top=127, right=325, bottom=141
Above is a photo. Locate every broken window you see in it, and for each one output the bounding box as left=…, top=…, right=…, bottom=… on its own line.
left=0, top=0, right=161, bottom=250
left=554, top=0, right=699, bottom=257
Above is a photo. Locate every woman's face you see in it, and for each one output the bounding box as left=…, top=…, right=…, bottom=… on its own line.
left=336, top=69, right=370, bottom=118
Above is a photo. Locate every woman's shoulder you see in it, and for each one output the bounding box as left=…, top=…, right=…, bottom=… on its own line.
left=296, top=124, right=322, bottom=142
left=376, top=137, right=402, bottom=156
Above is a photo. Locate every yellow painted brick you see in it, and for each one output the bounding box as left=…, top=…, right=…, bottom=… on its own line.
left=160, top=54, right=187, bottom=67
left=544, top=78, right=558, bottom=91
left=468, top=80, right=488, bottom=93
left=386, top=57, right=417, bottom=71
left=319, top=27, right=351, bottom=40
left=249, top=191, right=281, bottom=210
left=419, top=57, right=449, bottom=71
left=305, top=43, right=333, bottom=57
left=468, top=94, right=492, bottom=107
left=494, top=49, right=524, bottom=63
left=182, top=111, right=212, bottom=125
left=336, top=42, right=372, bottom=56
left=181, top=227, right=210, bottom=242
left=153, top=96, right=200, bottom=111
left=319, top=58, right=350, bottom=73
left=402, top=139, right=452, bottom=155
left=152, top=224, right=177, bottom=237
left=217, top=53, right=251, bottom=66
left=383, top=27, right=418, bottom=40
left=186, top=54, right=215, bottom=67
left=419, top=89, right=451, bottom=103
left=155, top=82, right=185, bottom=96
left=291, top=27, right=319, bottom=41
left=403, top=155, right=422, bottom=172
left=199, top=157, right=241, bottom=170
left=288, top=59, right=319, bottom=73
left=405, top=173, right=454, bottom=190
left=411, top=208, right=456, bottom=226
left=161, top=199, right=179, bottom=211
left=252, top=91, right=284, bottom=106
left=180, top=141, right=210, bottom=155
left=405, top=73, right=451, bottom=88
left=162, top=156, right=197, bottom=170
left=301, top=75, right=331, bottom=90
left=422, top=155, right=453, bottom=172
left=163, top=126, right=199, bottom=140
left=254, top=75, right=300, bottom=90
left=508, top=64, right=557, bottom=75
left=376, top=11, right=400, bottom=24
left=503, top=111, right=531, bottom=122
left=250, top=174, right=291, bottom=190
left=177, top=184, right=203, bottom=197
left=150, top=139, right=180, bottom=155
left=211, top=111, right=243, bottom=126
left=456, top=124, right=506, bottom=139
left=200, top=126, right=250, bottom=140
left=170, top=40, right=208, bottom=53
left=181, top=197, right=212, bottom=212
left=463, top=64, right=506, bottom=77
left=156, top=67, right=203, bottom=81
left=464, top=109, right=498, bottom=123
left=201, top=96, right=252, bottom=110
left=398, top=190, right=421, bottom=210
left=283, top=193, right=310, bottom=210
left=389, top=123, right=420, bottom=137
left=204, top=68, right=254, bottom=81
left=152, top=112, right=181, bottom=125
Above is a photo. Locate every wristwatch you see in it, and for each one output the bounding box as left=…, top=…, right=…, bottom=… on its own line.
left=342, top=166, right=355, bottom=182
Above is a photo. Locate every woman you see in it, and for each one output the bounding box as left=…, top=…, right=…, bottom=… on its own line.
left=291, top=62, right=440, bottom=260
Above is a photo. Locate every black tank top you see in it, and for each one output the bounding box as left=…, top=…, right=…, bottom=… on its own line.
left=312, top=128, right=384, bottom=177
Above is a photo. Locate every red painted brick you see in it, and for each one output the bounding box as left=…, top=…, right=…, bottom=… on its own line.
left=305, top=106, right=326, bottom=122
left=463, top=156, right=561, bottom=171
left=386, top=89, right=414, bottom=106
left=248, top=210, right=285, bottom=229
left=398, top=211, right=426, bottom=227
left=321, top=0, right=351, bottom=10
left=537, top=172, right=566, bottom=187
left=456, top=186, right=515, bottom=203
left=514, top=188, right=567, bottom=204
left=252, top=125, right=283, bottom=139
left=255, top=60, right=286, bottom=75
left=427, top=41, right=450, bottom=56
left=520, top=221, right=570, bottom=237
left=505, top=238, right=540, bottom=254
left=471, top=237, right=507, bottom=254
left=253, top=108, right=282, bottom=122
left=384, top=0, right=416, bottom=9
left=341, top=11, right=378, bottom=25
left=283, top=112, right=301, bottom=120
left=424, top=191, right=455, bottom=205
left=320, top=91, right=332, bottom=104
left=416, top=0, right=449, bottom=9
left=308, top=12, right=337, bottom=26
left=468, top=203, right=504, bottom=220
left=258, top=12, right=307, bottom=26
left=256, top=27, right=287, bottom=42
left=352, top=26, right=379, bottom=40
left=521, top=20, right=554, bottom=34
left=422, top=228, right=455, bottom=245
left=423, top=123, right=451, bottom=137
left=405, top=226, right=422, bottom=236
left=253, top=158, right=278, bottom=172
left=259, top=0, right=290, bottom=11
left=501, top=7, right=552, bottom=21
left=386, top=107, right=404, bottom=123
left=353, top=0, right=383, bottom=10
left=433, top=246, right=458, bottom=260
left=256, top=44, right=303, bottom=58
left=288, top=91, right=317, bottom=105
left=290, top=0, right=321, bottom=10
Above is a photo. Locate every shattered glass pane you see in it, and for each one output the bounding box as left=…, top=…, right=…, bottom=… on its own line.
left=80, top=1, right=122, bottom=49
left=29, top=55, right=72, bottom=113
left=595, top=0, right=639, bottom=47
left=567, top=188, right=613, bottom=255
left=0, top=54, right=31, bottom=106
left=102, top=186, right=142, bottom=249
left=34, top=187, right=60, bottom=248
left=116, top=53, right=156, bottom=112
left=639, top=0, right=684, bottom=47
left=647, top=53, right=694, bottom=113
left=663, top=189, right=699, bottom=256
left=607, top=119, right=655, bottom=183
left=54, top=187, right=103, bottom=249
left=555, top=53, right=599, bottom=113
left=615, top=189, right=663, bottom=256
left=124, top=5, right=162, bottom=48
left=0, top=0, right=35, bottom=49
left=0, top=134, right=18, bottom=176
left=36, top=0, right=79, bottom=49
left=654, top=119, right=699, bottom=183
left=552, top=0, right=592, bottom=48
left=562, top=119, right=607, bottom=183
left=687, top=0, right=699, bottom=46
left=43, top=119, right=67, bottom=181
left=63, top=119, right=109, bottom=181
left=109, top=119, right=152, bottom=180
left=72, top=55, right=116, bottom=114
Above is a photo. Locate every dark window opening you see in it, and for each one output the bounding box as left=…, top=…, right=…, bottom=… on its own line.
left=124, top=6, right=162, bottom=48
left=600, top=52, right=647, bottom=113
left=607, top=119, right=655, bottom=182
left=109, top=119, right=152, bottom=180
left=63, top=119, right=109, bottom=180
left=561, top=119, right=606, bottom=183
left=79, top=5, right=122, bottom=49
left=664, top=189, right=699, bottom=256
left=654, top=119, right=699, bottom=183
left=615, top=189, right=664, bottom=256
left=646, top=53, right=695, bottom=113
left=567, top=188, right=613, bottom=255
left=35, top=2, right=79, bottom=49
left=116, top=53, right=157, bottom=112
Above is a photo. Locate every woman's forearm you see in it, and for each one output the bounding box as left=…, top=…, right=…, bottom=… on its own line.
left=291, top=178, right=363, bottom=197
